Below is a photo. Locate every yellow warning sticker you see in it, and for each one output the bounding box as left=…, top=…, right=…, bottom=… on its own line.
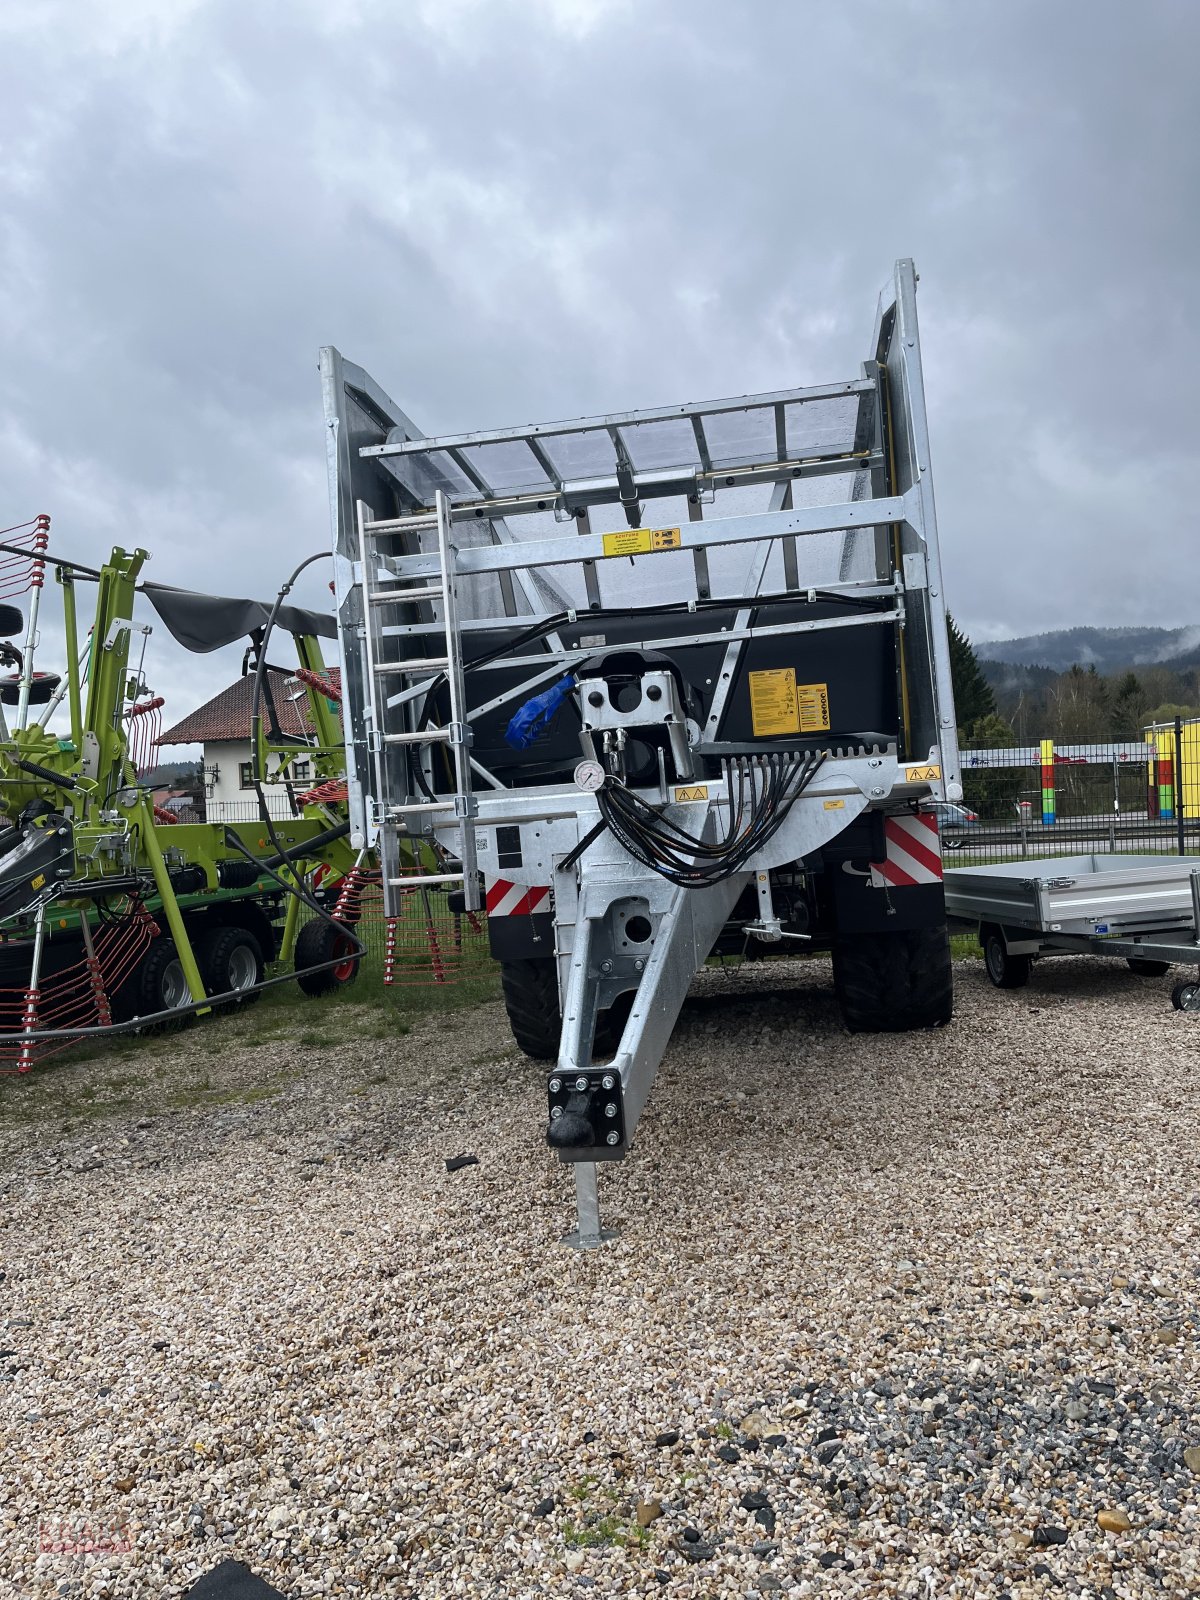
left=748, top=669, right=831, bottom=737
left=30, top=873, right=45, bottom=890
left=673, top=784, right=709, bottom=803
left=823, top=799, right=845, bottom=811
left=601, top=526, right=682, bottom=558
left=904, top=763, right=942, bottom=783
left=796, top=682, right=831, bottom=732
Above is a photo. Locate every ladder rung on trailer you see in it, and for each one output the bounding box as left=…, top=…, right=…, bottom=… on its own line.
left=373, top=657, right=451, bottom=675
left=382, top=727, right=453, bottom=745
left=356, top=490, right=480, bottom=912
left=369, top=585, right=445, bottom=604
left=388, top=872, right=465, bottom=888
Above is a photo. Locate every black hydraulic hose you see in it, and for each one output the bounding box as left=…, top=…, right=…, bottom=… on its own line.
left=246, top=552, right=368, bottom=969
left=407, top=587, right=882, bottom=800
left=0, top=540, right=103, bottom=579
left=0, top=958, right=360, bottom=1042
left=220, top=829, right=364, bottom=965
left=15, top=759, right=78, bottom=791
left=592, top=751, right=825, bottom=887
left=254, top=817, right=352, bottom=871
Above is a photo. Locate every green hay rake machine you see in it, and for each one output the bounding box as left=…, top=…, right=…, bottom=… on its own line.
left=0, top=519, right=376, bottom=1071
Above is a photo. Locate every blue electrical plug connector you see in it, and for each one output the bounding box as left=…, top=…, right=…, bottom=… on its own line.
left=505, top=674, right=577, bottom=750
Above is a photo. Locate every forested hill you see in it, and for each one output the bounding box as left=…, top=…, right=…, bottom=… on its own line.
left=979, top=626, right=1200, bottom=675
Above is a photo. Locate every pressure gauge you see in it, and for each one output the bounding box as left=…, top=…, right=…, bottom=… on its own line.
left=574, top=759, right=606, bottom=793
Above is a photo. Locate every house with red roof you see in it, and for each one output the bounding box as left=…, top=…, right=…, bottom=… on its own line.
left=157, top=669, right=341, bottom=821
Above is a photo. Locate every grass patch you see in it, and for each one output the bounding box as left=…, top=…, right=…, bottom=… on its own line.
left=161, top=1061, right=304, bottom=1111
left=563, top=1515, right=632, bottom=1549
left=0, top=909, right=503, bottom=1133
left=566, top=1475, right=601, bottom=1503
left=559, top=1478, right=649, bottom=1551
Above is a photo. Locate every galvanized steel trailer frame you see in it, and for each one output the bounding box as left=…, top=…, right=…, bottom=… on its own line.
left=944, top=854, right=1200, bottom=1001
left=321, top=260, right=961, bottom=1243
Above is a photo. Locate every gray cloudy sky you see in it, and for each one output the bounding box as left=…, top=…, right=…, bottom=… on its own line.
left=2, top=0, right=1196, bottom=731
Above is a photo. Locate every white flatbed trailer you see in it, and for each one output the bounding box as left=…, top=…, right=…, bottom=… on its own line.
left=943, top=853, right=1200, bottom=1009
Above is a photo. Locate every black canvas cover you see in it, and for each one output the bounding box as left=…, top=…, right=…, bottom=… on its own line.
left=142, top=583, right=337, bottom=653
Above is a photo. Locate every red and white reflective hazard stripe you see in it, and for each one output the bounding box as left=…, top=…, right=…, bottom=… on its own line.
left=484, top=878, right=552, bottom=916
left=869, top=812, right=943, bottom=888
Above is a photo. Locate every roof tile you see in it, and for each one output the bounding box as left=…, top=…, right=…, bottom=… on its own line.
left=157, top=669, right=341, bottom=746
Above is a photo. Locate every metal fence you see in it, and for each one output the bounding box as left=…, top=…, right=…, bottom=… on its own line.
left=204, top=798, right=296, bottom=823
left=948, top=722, right=1199, bottom=864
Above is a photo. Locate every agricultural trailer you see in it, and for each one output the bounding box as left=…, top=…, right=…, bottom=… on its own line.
left=321, top=258, right=962, bottom=1244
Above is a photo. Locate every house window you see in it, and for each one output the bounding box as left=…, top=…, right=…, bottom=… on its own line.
left=292, top=760, right=312, bottom=784
left=239, top=762, right=256, bottom=791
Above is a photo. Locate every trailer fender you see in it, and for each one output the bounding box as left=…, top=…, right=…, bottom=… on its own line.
left=485, top=873, right=554, bottom=962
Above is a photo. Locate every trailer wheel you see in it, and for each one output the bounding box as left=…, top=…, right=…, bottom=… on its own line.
left=294, top=917, right=361, bottom=997
left=197, top=925, right=264, bottom=1004
left=134, top=938, right=196, bottom=1029
left=500, top=956, right=630, bottom=1061
left=832, top=925, right=953, bottom=1032
left=1171, top=980, right=1200, bottom=1012
left=1127, top=956, right=1171, bottom=977
left=981, top=925, right=1031, bottom=990
left=501, top=957, right=560, bottom=1059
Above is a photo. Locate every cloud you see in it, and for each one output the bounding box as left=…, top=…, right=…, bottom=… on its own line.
left=0, top=0, right=1196, bottom=732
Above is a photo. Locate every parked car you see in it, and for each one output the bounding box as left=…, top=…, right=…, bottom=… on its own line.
left=924, top=800, right=981, bottom=848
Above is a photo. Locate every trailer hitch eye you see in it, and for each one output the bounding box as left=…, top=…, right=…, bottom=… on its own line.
left=547, top=1070, right=626, bottom=1154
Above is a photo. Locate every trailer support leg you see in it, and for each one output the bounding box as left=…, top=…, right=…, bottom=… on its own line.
left=552, top=865, right=751, bottom=1246
left=561, top=1162, right=612, bottom=1250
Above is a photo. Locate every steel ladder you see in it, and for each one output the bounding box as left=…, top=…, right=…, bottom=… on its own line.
left=355, top=489, right=480, bottom=912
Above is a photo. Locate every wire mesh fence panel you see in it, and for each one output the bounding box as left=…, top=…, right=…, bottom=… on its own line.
left=318, top=867, right=492, bottom=989
left=951, top=734, right=1200, bottom=864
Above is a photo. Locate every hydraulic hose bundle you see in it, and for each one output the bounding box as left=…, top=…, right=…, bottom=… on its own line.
left=595, top=750, right=826, bottom=888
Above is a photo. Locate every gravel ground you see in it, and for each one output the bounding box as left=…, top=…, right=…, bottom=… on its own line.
left=1, top=955, right=1199, bottom=1600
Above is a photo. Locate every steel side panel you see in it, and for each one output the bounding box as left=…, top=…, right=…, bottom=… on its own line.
left=377, top=495, right=913, bottom=581
left=944, top=855, right=1200, bottom=933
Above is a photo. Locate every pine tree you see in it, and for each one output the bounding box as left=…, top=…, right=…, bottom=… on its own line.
left=946, top=615, right=997, bottom=740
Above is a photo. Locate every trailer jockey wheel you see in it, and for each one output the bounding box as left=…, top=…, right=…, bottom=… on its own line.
left=1171, top=979, right=1200, bottom=1012
left=197, top=926, right=264, bottom=1004
left=294, top=917, right=361, bottom=997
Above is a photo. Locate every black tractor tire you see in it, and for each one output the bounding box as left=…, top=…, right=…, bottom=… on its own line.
left=832, top=924, right=954, bottom=1032
left=1126, top=956, right=1171, bottom=977
left=981, top=924, right=1032, bottom=990
left=196, top=925, right=264, bottom=1004
left=132, top=937, right=197, bottom=1029
left=294, top=917, right=361, bottom=998
left=500, top=956, right=631, bottom=1061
